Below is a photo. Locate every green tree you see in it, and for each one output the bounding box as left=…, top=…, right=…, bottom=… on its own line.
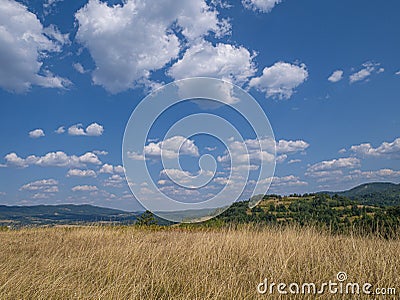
left=136, top=210, right=157, bottom=226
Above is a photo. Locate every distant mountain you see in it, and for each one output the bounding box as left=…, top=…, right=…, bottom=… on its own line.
left=0, top=204, right=138, bottom=227
left=320, top=182, right=400, bottom=207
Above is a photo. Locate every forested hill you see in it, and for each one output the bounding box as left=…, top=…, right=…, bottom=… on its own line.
left=320, top=182, right=400, bottom=207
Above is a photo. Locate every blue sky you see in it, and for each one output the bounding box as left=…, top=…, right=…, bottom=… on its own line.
left=0, top=0, right=399, bottom=211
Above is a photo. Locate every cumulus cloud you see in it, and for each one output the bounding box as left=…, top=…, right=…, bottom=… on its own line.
left=103, top=174, right=125, bottom=188
left=72, top=185, right=98, bottom=192
left=68, top=123, right=104, bottom=136
left=276, top=139, right=309, bottom=154
left=29, top=129, right=45, bottom=139
left=93, top=150, right=108, bottom=156
left=218, top=137, right=308, bottom=165
left=128, top=136, right=199, bottom=160
left=75, top=0, right=228, bottom=93
left=73, top=63, right=87, bottom=74
left=20, top=179, right=59, bottom=193
left=168, top=40, right=256, bottom=85
left=349, top=61, right=383, bottom=84
left=159, top=168, right=214, bottom=187
left=346, top=169, right=400, bottom=181
left=328, top=70, right=343, bottom=83
left=217, top=139, right=274, bottom=165
left=86, top=123, right=104, bottom=136
left=242, top=0, right=282, bottom=13
left=55, top=126, right=65, bottom=134
left=288, top=159, right=301, bottom=164
left=43, top=0, right=64, bottom=15
left=249, top=62, right=308, bottom=99
left=4, top=151, right=101, bottom=168
left=270, top=175, right=308, bottom=187
left=307, top=157, right=360, bottom=173
left=43, top=24, right=70, bottom=46
left=99, top=164, right=125, bottom=174
left=350, top=137, right=400, bottom=159
left=0, top=0, right=70, bottom=93
left=174, top=77, right=241, bottom=108
left=66, top=169, right=97, bottom=177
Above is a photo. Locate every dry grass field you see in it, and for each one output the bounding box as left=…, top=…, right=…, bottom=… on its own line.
left=0, top=225, right=399, bottom=299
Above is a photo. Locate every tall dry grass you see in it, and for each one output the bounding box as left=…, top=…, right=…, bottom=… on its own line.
left=0, top=225, right=399, bottom=299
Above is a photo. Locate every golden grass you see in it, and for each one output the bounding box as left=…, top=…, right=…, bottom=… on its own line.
left=0, top=225, right=399, bottom=299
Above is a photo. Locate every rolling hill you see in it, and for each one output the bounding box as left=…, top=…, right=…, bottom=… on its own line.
left=320, top=182, right=400, bottom=207
left=0, top=204, right=138, bottom=227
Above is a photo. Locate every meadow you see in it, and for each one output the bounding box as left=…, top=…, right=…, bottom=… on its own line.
left=0, top=225, right=399, bottom=299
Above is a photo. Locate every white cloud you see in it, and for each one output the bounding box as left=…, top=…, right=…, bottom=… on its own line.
left=350, top=69, right=370, bottom=83
left=328, top=70, right=343, bottom=83
left=168, top=40, right=256, bottom=85
left=158, top=185, right=201, bottom=197
left=395, top=70, right=400, bottom=75
left=242, top=0, right=282, bottom=13
left=79, top=152, right=102, bottom=165
left=68, top=122, right=104, bottom=136
left=73, top=63, right=87, bottom=74
left=72, top=185, right=98, bottom=192
left=349, top=61, right=382, bottom=84
left=86, top=123, right=104, bottom=136
left=99, top=164, right=125, bottom=174
left=127, top=152, right=146, bottom=161
left=276, top=139, right=309, bottom=154
left=276, top=154, right=287, bottom=163
left=43, top=24, right=70, bottom=46
left=20, top=179, right=58, bottom=193
left=55, top=126, right=65, bottom=134
left=129, top=136, right=199, bottom=160
left=160, top=168, right=193, bottom=179
left=4, top=151, right=101, bottom=168
left=306, top=170, right=344, bottom=181
left=218, top=137, right=308, bottom=166
left=217, top=138, right=274, bottom=164
left=43, top=0, right=64, bottom=15
left=66, top=169, right=97, bottom=178
left=271, top=175, right=308, bottom=187
left=307, top=157, right=360, bottom=173
left=350, top=137, right=400, bottom=159
left=29, top=129, right=45, bottom=139
left=288, top=159, right=301, bottom=164
left=346, top=169, right=400, bottom=181
left=249, top=62, right=308, bottom=99
left=338, top=148, right=347, bottom=154
left=93, top=150, right=108, bottom=156
left=175, top=77, right=240, bottom=108
left=68, top=124, right=85, bottom=136
left=103, top=174, right=125, bottom=188
left=213, top=176, right=231, bottom=185
left=32, top=193, right=52, bottom=199
left=0, top=0, right=70, bottom=93
left=99, top=164, right=113, bottom=174
left=75, top=0, right=228, bottom=93
left=205, top=146, right=217, bottom=151
left=159, top=168, right=215, bottom=188
left=244, top=137, right=308, bottom=155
